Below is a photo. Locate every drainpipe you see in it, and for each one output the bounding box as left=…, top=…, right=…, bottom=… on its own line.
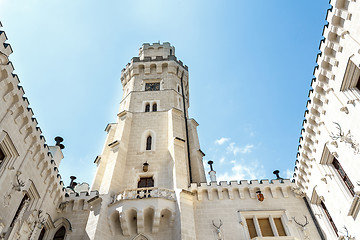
left=180, top=71, right=192, bottom=184
left=303, top=196, right=326, bottom=240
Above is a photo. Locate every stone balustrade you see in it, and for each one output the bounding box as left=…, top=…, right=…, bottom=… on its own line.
left=119, top=187, right=176, bottom=201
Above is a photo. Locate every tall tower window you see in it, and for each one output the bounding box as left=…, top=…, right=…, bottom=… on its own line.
left=145, top=82, right=160, bottom=91
left=152, top=103, right=157, bottom=112
left=146, top=136, right=152, bottom=150
left=138, top=177, right=154, bottom=188
left=333, top=158, right=355, bottom=196
left=145, top=104, right=150, bottom=112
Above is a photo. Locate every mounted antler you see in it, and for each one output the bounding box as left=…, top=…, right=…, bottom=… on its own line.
left=330, top=122, right=343, bottom=140
left=212, top=220, right=223, bottom=229
left=292, top=216, right=309, bottom=228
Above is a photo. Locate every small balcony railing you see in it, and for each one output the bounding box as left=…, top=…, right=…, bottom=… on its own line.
left=119, top=187, right=176, bottom=201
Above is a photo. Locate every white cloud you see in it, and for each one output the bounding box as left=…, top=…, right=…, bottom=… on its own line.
left=217, top=160, right=265, bottom=181
left=215, top=137, right=230, bottom=145
left=226, top=142, right=254, bottom=155
left=219, top=157, right=225, bottom=164
left=284, top=169, right=294, bottom=179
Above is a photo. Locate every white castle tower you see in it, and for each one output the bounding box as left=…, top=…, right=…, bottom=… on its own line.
left=85, top=42, right=206, bottom=239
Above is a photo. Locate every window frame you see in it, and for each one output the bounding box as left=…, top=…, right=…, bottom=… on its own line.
left=340, top=59, right=360, bottom=100
left=0, top=131, right=19, bottom=176
left=319, top=145, right=355, bottom=198
left=239, top=210, right=289, bottom=238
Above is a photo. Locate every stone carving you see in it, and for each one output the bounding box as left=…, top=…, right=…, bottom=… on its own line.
left=3, top=171, right=26, bottom=207
left=212, top=220, right=223, bottom=240
left=58, top=201, right=70, bottom=212
left=292, top=216, right=309, bottom=240
left=291, top=186, right=306, bottom=198
left=330, top=122, right=359, bottom=154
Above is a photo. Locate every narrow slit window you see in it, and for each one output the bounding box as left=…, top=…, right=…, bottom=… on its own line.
left=146, top=136, right=152, bottom=150
left=356, top=75, right=360, bottom=90
left=321, top=201, right=338, bottom=236
left=38, top=228, right=46, bottom=240
left=333, top=158, right=355, bottom=196
left=145, top=104, right=150, bottom=112
left=152, top=103, right=157, bottom=112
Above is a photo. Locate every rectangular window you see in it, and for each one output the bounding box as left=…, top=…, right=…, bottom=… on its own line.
left=246, top=218, right=257, bottom=238
left=145, top=82, right=160, bottom=91
left=258, top=218, right=274, bottom=236
left=243, top=212, right=287, bottom=238
left=333, top=158, right=355, bottom=196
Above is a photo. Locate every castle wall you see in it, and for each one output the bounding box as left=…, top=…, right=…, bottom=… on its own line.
left=295, top=0, right=360, bottom=239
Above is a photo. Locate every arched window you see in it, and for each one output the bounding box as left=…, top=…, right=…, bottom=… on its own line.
left=152, top=103, right=157, bottom=112
left=53, top=226, right=66, bottom=240
left=38, top=228, right=46, bottom=240
left=146, top=136, right=152, bottom=150
left=145, top=103, right=150, bottom=112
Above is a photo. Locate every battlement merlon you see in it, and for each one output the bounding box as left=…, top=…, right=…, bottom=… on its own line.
left=139, top=42, right=175, bottom=60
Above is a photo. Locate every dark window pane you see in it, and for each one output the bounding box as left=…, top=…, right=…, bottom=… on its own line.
left=53, top=226, right=66, bottom=240
left=333, top=158, right=355, bottom=196
left=38, top=228, right=46, bottom=240
left=138, top=177, right=154, bottom=188
left=321, top=201, right=338, bottom=236
left=0, top=147, right=5, bottom=167
left=145, top=104, right=150, bottom=112
left=146, top=136, right=152, bottom=150
left=152, top=103, right=157, bottom=112
left=356, top=75, right=360, bottom=90
left=145, top=83, right=160, bottom=91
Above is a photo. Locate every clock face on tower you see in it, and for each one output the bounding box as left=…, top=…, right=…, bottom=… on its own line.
left=145, top=82, right=160, bottom=91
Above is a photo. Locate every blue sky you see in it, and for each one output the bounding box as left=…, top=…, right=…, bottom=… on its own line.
left=0, top=0, right=330, bottom=186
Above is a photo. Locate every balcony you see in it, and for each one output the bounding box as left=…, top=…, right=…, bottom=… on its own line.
left=119, top=187, right=176, bottom=201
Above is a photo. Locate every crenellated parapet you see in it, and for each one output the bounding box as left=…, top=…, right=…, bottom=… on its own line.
left=0, top=22, right=65, bottom=207
left=189, top=179, right=296, bottom=201
left=120, top=42, right=188, bottom=87
left=294, top=0, right=359, bottom=190
left=58, top=190, right=99, bottom=213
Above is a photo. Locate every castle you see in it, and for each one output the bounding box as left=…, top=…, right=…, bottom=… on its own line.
left=0, top=0, right=359, bottom=239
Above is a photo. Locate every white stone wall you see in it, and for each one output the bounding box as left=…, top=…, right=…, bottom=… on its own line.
left=0, top=22, right=68, bottom=240
left=295, top=0, right=360, bottom=239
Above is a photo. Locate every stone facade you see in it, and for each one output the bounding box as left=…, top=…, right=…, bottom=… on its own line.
left=294, top=0, right=360, bottom=239
left=0, top=0, right=359, bottom=239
